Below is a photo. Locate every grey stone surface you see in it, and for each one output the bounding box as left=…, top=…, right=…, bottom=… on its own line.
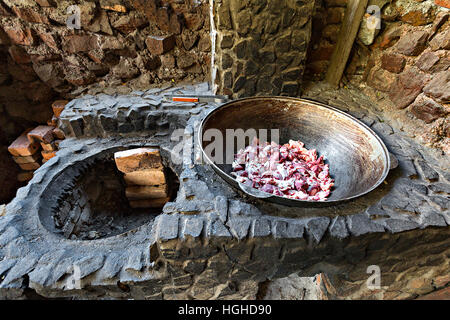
left=329, top=216, right=349, bottom=239
left=346, top=214, right=385, bottom=236
left=251, top=219, right=271, bottom=237
left=181, top=216, right=204, bottom=239
left=155, top=214, right=179, bottom=241
left=306, top=217, right=330, bottom=242
left=227, top=218, right=252, bottom=239
left=0, top=82, right=448, bottom=300
left=213, top=0, right=315, bottom=98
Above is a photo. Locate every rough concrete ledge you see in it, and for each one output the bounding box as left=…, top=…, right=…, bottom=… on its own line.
left=0, top=83, right=448, bottom=299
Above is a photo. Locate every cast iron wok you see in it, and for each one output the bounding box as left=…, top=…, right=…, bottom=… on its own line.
left=198, top=97, right=391, bottom=207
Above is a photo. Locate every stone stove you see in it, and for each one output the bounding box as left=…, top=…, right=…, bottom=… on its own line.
left=0, top=82, right=448, bottom=300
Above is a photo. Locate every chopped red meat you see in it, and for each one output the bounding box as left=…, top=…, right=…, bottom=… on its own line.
left=231, top=139, right=334, bottom=201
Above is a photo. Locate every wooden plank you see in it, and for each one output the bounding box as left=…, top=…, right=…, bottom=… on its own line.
left=325, top=0, right=368, bottom=87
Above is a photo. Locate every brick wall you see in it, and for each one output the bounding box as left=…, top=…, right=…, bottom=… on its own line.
left=304, top=0, right=449, bottom=153
left=0, top=0, right=211, bottom=138
left=353, top=0, right=449, bottom=153
left=0, top=0, right=211, bottom=203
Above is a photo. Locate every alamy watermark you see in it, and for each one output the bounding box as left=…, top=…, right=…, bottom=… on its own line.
left=170, top=120, right=281, bottom=166
left=366, top=5, right=381, bottom=30
left=66, top=5, right=81, bottom=29
left=64, top=264, right=82, bottom=290
left=366, top=265, right=381, bottom=290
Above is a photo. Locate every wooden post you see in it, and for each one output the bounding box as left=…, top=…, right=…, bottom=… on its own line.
left=325, top=0, right=368, bottom=88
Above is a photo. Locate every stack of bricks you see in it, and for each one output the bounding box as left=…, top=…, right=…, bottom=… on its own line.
left=7, top=100, right=67, bottom=183
left=49, top=100, right=69, bottom=128
left=8, top=129, right=41, bottom=182
left=41, top=100, right=68, bottom=163
left=29, top=125, right=59, bottom=164
left=114, top=148, right=170, bottom=209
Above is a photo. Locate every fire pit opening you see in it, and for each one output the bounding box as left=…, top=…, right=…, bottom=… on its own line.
left=50, top=149, right=179, bottom=241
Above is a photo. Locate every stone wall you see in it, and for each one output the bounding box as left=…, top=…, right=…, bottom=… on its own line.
left=212, top=0, right=315, bottom=98
left=356, top=0, right=449, bottom=153
left=0, top=0, right=211, bottom=203
left=0, top=0, right=211, bottom=97
left=0, top=0, right=210, bottom=140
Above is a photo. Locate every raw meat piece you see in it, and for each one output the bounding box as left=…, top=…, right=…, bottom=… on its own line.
left=231, top=139, right=334, bottom=201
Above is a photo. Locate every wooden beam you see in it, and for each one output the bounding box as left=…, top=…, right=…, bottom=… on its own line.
left=325, top=0, right=368, bottom=88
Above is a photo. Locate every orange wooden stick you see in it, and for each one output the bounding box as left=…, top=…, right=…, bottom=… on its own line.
left=172, top=97, right=199, bottom=102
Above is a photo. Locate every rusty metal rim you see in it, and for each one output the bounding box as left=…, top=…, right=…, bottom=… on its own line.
left=198, top=96, right=391, bottom=207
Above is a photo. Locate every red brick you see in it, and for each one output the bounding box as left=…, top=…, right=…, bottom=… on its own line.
left=160, top=54, right=175, bottom=68
left=65, top=67, right=96, bottom=86
left=125, top=184, right=168, bottom=200
left=423, top=71, right=450, bottom=103
left=37, top=31, right=58, bottom=50
left=36, top=0, right=56, bottom=7
left=87, top=49, right=104, bottom=64
left=367, top=67, right=397, bottom=92
left=130, top=0, right=157, bottom=20
left=8, top=45, right=31, bottom=64
left=129, top=197, right=170, bottom=208
left=13, top=153, right=41, bottom=164
left=389, top=67, right=428, bottom=109
left=417, top=287, right=450, bottom=300
left=431, top=12, right=449, bottom=38
left=146, top=35, right=175, bottom=55
left=156, top=7, right=170, bottom=32
left=11, top=7, right=49, bottom=24
left=19, top=161, right=40, bottom=171
left=184, top=13, right=204, bottom=31
left=17, top=171, right=34, bottom=182
left=27, top=125, right=55, bottom=144
left=435, top=0, right=450, bottom=9
left=41, top=150, right=56, bottom=160
left=52, top=128, right=65, bottom=140
left=429, top=29, right=450, bottom=51
left=40, top=141, right=57, bottom=152
left=62, top=35, right=99, bottom=53
left=52, top=100, right=68, bottom=117
left=381, top=53, right=406, bottom=74
left=47, top=115, right=58, bottom=127
left=169, top=13, right=182, bottom=35
left=111, top=12, right=148, bottom=33
left=409, top=94, right=446, bottom=123
left=378, top=26, right=402, bottom=49
left=100, top=1, right=127, bottom=12
left=8, top=131, right=40, bottom=157
left=3, top=22, right=37, bottom=46
left=114, top=148, right=163, bottom=173
left=124, top=169, right=166, bottom=186
left=415, top=52, right=440, bottom=72
left=396, top=30, right=429, bottom=56
left=400, top=10, right=435, bottom=26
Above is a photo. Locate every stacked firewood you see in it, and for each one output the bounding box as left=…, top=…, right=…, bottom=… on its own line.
left=7, top=100, right=68, bottom=182
left=114, top=148, right=170, bottom=209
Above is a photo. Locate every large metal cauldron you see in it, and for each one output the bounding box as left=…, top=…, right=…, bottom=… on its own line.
left=199, top=97, right=391, bottom=207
